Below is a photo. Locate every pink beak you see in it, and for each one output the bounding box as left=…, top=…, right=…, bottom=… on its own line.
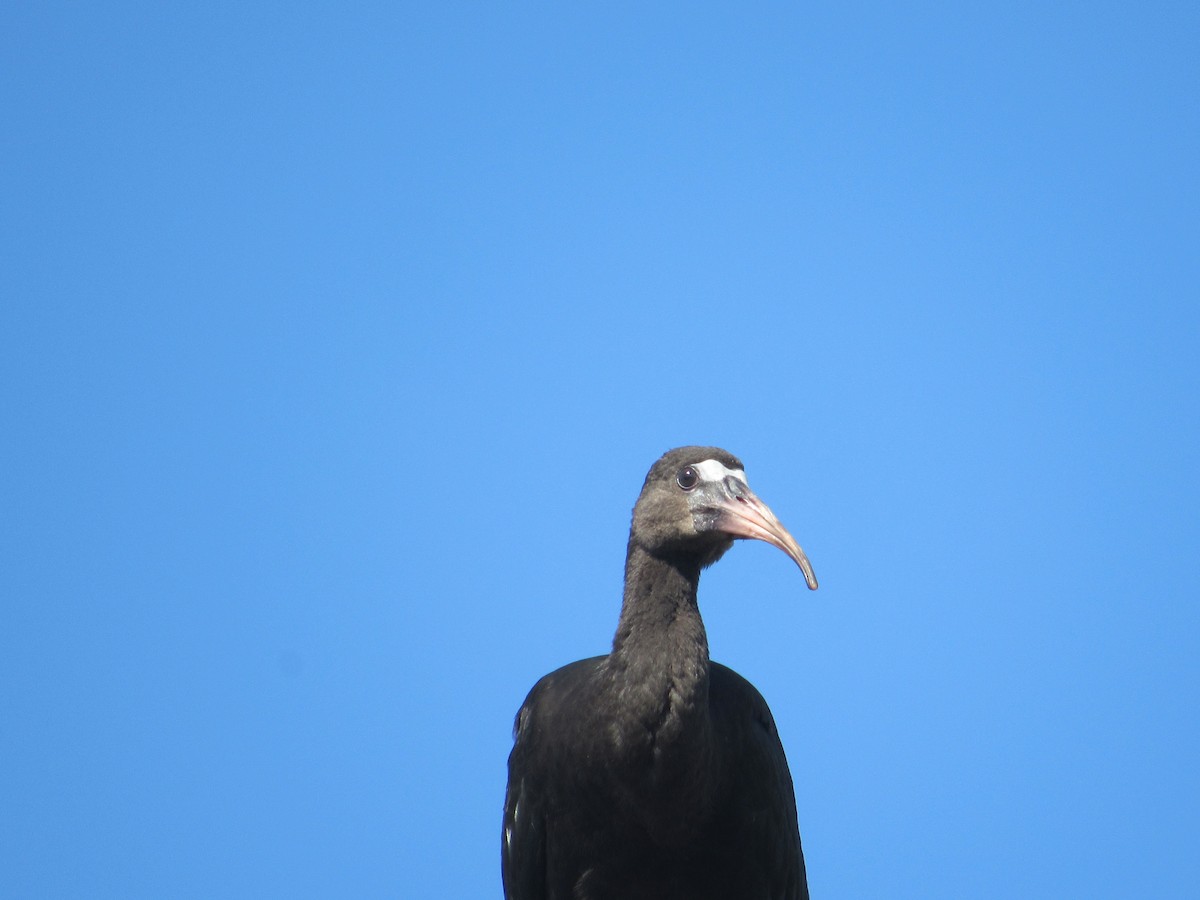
left=716, top=487, right=818, bottom=591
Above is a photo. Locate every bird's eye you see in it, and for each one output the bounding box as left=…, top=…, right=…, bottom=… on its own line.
left=676, top=466, right=699, bottom=490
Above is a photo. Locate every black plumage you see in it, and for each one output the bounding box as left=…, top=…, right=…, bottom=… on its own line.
left=502, top=447, right=819, bottom=900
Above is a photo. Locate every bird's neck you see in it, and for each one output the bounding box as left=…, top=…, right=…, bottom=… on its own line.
left=609, top=541, right=712, bottom=760
left=613, top=540, right=708, bottom=663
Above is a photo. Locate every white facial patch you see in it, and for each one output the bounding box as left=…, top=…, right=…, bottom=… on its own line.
left=692, top=459, right=748, bottom=486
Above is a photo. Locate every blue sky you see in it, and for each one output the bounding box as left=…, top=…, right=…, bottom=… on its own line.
left=2, top=3, right=1197, bottom=897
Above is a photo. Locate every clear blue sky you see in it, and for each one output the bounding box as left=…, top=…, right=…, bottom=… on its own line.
left=3, top=3, right=1197, bottom=897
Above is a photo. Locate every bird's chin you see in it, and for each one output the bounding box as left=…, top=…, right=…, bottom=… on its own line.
left=697, top=536, right=735, bottom=569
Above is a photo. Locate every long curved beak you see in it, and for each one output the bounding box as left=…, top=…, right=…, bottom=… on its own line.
left=714, top=481, right=818, bottom=590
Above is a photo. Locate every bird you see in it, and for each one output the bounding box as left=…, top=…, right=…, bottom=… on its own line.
left=502, top=446, right=819, bottom=900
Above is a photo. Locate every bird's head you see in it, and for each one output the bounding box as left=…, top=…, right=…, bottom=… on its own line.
left=630, top=446, right=818, bottom=589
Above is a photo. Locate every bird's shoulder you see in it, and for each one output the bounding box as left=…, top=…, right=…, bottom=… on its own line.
left=707, top=662, right=807, bottom=898
left=511, top=655, right=608, bottom=743
left=504, top=656, right=610, bottom=900
left=511, top=657, right=614, bottom=777
left=708, top=662, right=781, bottom=738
